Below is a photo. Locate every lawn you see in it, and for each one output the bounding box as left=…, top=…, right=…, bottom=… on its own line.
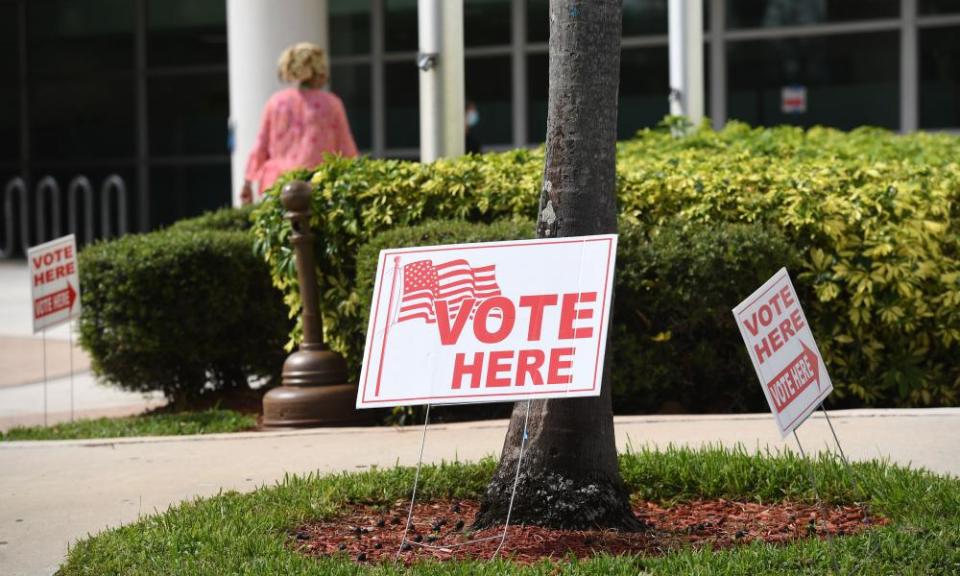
left=55, top=446, right=960, bottom=575
left=0, top=409, right=257, bottom=441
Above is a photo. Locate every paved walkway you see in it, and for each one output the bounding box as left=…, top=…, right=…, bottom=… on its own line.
left=0, top=261, right=164, bottom=432
left=1, top=408, right=958, bottom=576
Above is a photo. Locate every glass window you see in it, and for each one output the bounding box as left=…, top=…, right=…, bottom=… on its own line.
left=527, top=0, right=549, bottom=43
left=466, top=56, right=512, bottom=146
left=727, top=32, right=899, bottom=130
left=30, top=75, right=136, bottom=161
left=920, top=0, right=960, bottom=14
left=920, top=26, right=960, bottom=128
left=149, top=164, right=231, bottom=228
left=149, top=73, right=229, bottom=156
left=330, top=0, right=371, bottom=56
left=385, top=0, right=418, bottom=52
left=619, top=47, right=670, bottom=139
left=27, top=0, right=135, bottom=76
left=727, top=0, right=898, bottom=29
left=147, top=0, right=226, bottom=68
left=527, top=53, right=548, bottom=143
left=465, top=0, right=511, bottom=46
left=385, top=61, right=419, bottom=148
left=330, top=64, right=372, bottom=150
left=0, top=0, right=20, bottom=163
left=530, top=0, right=697, bottom=41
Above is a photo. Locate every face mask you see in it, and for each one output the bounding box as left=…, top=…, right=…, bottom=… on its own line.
left=466, top=109, right=480, bottom=127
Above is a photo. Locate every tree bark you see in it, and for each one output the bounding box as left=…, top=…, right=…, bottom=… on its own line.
left=474, top=0, right=641, bottom=531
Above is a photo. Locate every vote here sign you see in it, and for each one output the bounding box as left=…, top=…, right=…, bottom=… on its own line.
left=356, top=235, right=618, bottom=408
left=28, top=234, right=81, bottom=333
left=732, top=268, right=832, bottom=437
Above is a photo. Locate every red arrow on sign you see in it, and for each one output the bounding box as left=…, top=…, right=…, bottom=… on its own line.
left=766, top=341, right=820, bottom=414
left=34, top=281, right=77, bottom=320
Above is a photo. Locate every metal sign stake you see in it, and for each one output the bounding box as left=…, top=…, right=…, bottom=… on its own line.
left=397, top=404, right=432, bottom=559
left=69, top=320, right=75, bottom=422
left=42, top=327, right=48, bottom=427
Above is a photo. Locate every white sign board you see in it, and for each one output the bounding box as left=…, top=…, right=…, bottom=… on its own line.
left=732, top=268, right=832, bottom=437
left=357, top=235, right=618, bottom=408
left=781, top=85, right=807, bottom=114
left=28, top=234, right=81, bottom=333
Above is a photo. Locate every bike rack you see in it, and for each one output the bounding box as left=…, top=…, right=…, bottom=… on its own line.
left=1, top=177, right=29, bottom=259
left=67, top=176, right=96, bottom=245
left=35, top=176, right=63, bottom=245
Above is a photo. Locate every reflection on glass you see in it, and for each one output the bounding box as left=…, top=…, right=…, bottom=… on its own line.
left=466, top=56, right=512, bottom=146
left=465, top=0, right=511, bottom=46
left=385, top=0, right=418, bottom=52
left=330, top=0, right=371, bottom=56
left=385, top=62, right=419, bottom=148
left=147, top=0, right=226, bottom=67
left=149, top=164, right=231, bottom=228
left=330, top=64, right=372, bottom=150
left=727, top=32, right=899, bottom=130
left=27, top=0, right=135, bottom=75
left=527, top=54, right=548, bottom=143
left=920, top=26, right=960, bottom=128
left=619, top=47, right=670, bottom=139
left=30, top=76, right=136, bottom=160
left=727, top=0, right=898, bottom=29
left=0, top=0, right=20, bottom=162
left=149, top=73, right=228, bottom=156
left=920, top=0, right=960, bottom=14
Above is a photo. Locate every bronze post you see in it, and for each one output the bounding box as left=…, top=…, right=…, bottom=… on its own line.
left=262, top=180, right=366, bottom=427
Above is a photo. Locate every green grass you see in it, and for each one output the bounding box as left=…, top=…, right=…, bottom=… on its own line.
left=55, top=445, right=960, bottom=575
left=0, top=409, right=257, bottom=441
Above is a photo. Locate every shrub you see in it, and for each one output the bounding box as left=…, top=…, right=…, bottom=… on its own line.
left=79, top=229, right=291, bottom=405
left=167, top=204, right=256, bottom=233
left=613, top=218, right=801, bottom=413
left=253, top=124, right=960, bottom=408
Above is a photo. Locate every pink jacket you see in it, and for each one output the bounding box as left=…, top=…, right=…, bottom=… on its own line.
left=245, top=87, right=358, bottom=192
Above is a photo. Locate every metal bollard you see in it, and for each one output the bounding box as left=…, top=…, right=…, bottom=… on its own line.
left=261, top=180, right=369, bottom=428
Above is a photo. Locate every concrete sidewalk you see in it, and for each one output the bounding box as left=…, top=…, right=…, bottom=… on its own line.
left=0, top=261, right=164, bottom=431
left=1, top=408, right=958, bottom=576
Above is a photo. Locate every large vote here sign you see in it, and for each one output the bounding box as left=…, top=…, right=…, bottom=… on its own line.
left=28, top=234, right=81, bottom=333
left=733, top=268, right=833, bottom=437
left=356, top=235, right=618, bottom=408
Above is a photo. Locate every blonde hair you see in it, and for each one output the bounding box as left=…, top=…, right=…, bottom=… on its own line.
left=277, top=42, right=329, bottom=86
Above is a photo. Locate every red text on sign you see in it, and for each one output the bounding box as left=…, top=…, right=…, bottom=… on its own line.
left=451, top=347, right=575, bottom=389
left=767, top=342, right=820, bottom=412
left=742, top=284, right=806, bottom=365
left=435, top=292, right=597, bottom=346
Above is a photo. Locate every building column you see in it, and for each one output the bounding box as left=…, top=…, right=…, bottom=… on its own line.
left=227, top=0, right=328, bottom=205
left=901, top=0, right=918, bottom=133
left=418, top=0, right=464, bottom=162
left=668, top=0, right=705, bottom=126
left=709, top=0, right=726, bottom=130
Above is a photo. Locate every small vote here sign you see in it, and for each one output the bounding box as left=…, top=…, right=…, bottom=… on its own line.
left=28, top=234, right=81, bottom=333
left=356, top=235, right=617, bottom=408
left=733, top=268, right=832, bottom=437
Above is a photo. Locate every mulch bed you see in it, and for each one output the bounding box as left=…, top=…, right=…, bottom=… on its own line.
left=292, top=498, right=885, bottom=565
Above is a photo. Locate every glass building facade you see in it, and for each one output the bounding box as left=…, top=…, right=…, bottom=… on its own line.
left=2, top=0, right=960, bottom=240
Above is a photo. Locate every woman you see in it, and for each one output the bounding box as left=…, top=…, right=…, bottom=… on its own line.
left=241, top=42, right=358, bottom=204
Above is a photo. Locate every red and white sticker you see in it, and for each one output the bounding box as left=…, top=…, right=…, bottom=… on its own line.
left=732, top=268, right=832, bottom=437
left=357, top=235, right=618, bottom=408
left=28, top=234, right=81, bottom=333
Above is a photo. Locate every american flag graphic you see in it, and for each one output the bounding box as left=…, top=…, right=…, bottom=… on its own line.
left=397, top=259, right=502, bottom=323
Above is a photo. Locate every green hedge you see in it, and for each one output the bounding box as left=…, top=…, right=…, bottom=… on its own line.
left=167, top=204, right=257, bottom=233
left=353, top=218, right=796, bottom=413
left=253, top=123, right=960, bottom=408
left=614, top=218, right=800, bottom=412
left=79, top=228, right=291, bottom=405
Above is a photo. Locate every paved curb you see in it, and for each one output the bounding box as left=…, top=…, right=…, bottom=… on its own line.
left=3, top=407, right=957, bottom=449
